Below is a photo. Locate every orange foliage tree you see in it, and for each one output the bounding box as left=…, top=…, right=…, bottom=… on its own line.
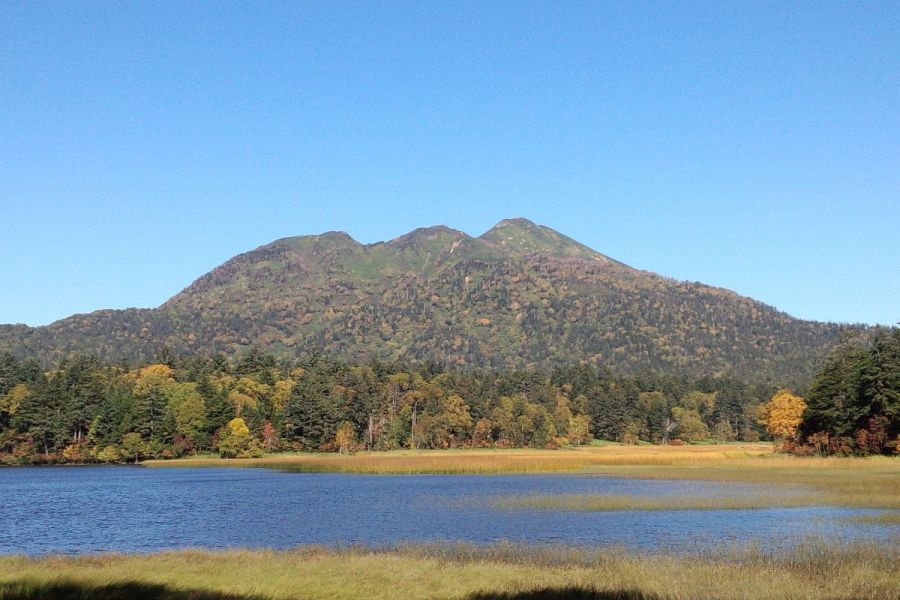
left=758, top=389, right=806, bottom=440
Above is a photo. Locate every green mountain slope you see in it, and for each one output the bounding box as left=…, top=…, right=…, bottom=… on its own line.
left=0, top=218, right=863, bottom=381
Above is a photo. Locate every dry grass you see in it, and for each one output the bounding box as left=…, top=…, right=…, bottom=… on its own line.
left=144, top=444, right=778, bottom=474
left=1, top=542, right=897, bottom=600
left=491, top=492, right=825, bottom=512
left=144, top=445, right=900, bottom=509
left=841, top=512, right=900, bottom=526
left=578, top=459, right=900, bottom=509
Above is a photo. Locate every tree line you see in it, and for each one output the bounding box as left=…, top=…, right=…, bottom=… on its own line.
left=0, top=347, right=775, bottom=464
left=2, top=329, right=896, bottom=464
left=788, top=329, right=900, bottom=455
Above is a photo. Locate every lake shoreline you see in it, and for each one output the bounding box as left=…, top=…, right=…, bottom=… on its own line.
left=4, top=464, right=895, bottom=556
left=6, top=445, right=898, bottom=510
left=138, top=445, right=900, bottom=509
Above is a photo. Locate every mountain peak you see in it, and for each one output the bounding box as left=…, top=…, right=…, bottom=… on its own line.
left=268, top=230, right=361, bottom=252
left=480, top=218, right=627, bottom=266
left=490, top=217, right=538, bottom=229
left=386, top=225, right=470, bottom=249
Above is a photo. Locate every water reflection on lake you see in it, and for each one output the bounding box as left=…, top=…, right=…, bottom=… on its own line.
left=0, top=466, right=892, bottom=555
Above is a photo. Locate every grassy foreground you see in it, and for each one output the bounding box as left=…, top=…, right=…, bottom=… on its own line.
left=144, top=444, right=900, bottom=509
left=1, top=543, right=898, bottom=600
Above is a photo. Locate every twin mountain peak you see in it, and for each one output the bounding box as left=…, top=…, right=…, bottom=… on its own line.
left=265, top=218, right=621, bottom=265
left=1, top=218, right=861, bottom=382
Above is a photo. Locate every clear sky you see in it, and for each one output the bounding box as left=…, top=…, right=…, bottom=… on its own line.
left=1, top=2, right=898, bottom=327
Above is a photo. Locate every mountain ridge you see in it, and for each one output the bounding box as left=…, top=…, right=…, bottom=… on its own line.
left=0, top=218, right=867, bottom=382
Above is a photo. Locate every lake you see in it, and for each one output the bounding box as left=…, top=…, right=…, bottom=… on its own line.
left=0, top=466, right=891, bottom=555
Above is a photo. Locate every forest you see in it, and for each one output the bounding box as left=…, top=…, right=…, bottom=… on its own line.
left=794, top=328, right=900, bottom=455
left=0, top=329, right=897, bottom=464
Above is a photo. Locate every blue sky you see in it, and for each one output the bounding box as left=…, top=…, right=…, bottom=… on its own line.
left=1, top=2, right=898, bottom=327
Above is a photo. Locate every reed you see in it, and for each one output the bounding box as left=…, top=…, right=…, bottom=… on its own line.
left=144, top=445, right=900, bottom=509
left=143, top=444, right=778, bottom=474
left=1, top=541, right=897, bottom=600
left=841, top=512, right=900, bottom=526
left=490, top=492, right=825, bottom=512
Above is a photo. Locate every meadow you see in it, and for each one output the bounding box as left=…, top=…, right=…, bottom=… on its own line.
left=1, top=541, right=898, bottom=600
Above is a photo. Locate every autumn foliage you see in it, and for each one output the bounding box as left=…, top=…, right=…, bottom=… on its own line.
left=758, top=389, right=806, bottom=441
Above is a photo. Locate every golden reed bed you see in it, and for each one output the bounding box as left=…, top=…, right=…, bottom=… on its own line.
left=144, top=444, right=900, bottom=509
left=2, top=542, right=898, bottom=600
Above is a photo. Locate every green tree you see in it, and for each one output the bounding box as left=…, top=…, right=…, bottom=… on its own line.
left=801, top=331, right=900, bottom=454
left=131, top=364, right=176, bottom=442
left=671, top=406, right=708, bottom=442
left=167, top=382, right=207, bottom=443
left=711, top=418, right=737, bottom=441
left=88, top=384, right=134, bottom=448
left=121, top=432, right=147, bottom=463
left=490, top=397, right=518, bottom=446
left=198, top=376, right=233, bottom=437
left=439, top=394, right=473, bottom=448
left=12, top=379, right=59, bottom=456
left=567, top=414, right=592, bottom=444
left=282, top=361, right=342, bottom=449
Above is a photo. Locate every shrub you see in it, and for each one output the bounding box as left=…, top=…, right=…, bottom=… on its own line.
left=217, top=417, right=264, bottom=458
left=96, top=445, right=121, bottom=463
left=62, top=443, right=89, bottom=463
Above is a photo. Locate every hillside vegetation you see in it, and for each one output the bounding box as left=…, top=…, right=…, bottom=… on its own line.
left=0, top=218, right=863, bottom=381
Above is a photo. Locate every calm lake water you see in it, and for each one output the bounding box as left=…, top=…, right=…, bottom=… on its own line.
left=0, top=466, right=892, bottom=555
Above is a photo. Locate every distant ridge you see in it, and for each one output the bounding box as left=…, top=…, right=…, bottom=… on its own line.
left=0, top=218, right=865, bottom=382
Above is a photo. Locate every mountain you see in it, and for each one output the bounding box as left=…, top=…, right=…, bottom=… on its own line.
left=0, top=218, right=864, bottom=382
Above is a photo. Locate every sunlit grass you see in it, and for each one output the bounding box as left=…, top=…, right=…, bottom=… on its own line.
left=491, top=492, right=825, bottom=512
left=144, top=445, right=900, bottom=509
left=578, top=460, right=900, bottom=509
left=1, top=541, right=897, bottom=600
left=840, top=512, right=900, bottom=526
left=143, top=444, right=778, bottom=474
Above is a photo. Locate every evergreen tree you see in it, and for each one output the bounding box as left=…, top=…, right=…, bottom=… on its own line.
left=801, top=330, right=900, bottom=454
left=12, top=378, right=58, bottom=455
left=802, top=343, right=867, bottom=438
left=282, top=361, right=340, bottom=449
left=860, top=330, right=900, bottom=427
left=197, top=376, right=233, bottom=436
left=88, top=384, right=133, bottom=448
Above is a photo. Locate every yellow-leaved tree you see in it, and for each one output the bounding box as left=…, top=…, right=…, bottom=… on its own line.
left=217, top=417, right=263, bottom=458
left=1, top=383, right=28, bottom=418
left=333, top=421, right=356, bottom=454
left=758, top=389, right=806, bottom=441
left=439, top=394, right=473, bottom=448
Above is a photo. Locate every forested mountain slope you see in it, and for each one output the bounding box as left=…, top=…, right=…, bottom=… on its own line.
left=0, top=218, right=862, bottom=382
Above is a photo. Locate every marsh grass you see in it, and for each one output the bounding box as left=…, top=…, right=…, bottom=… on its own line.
left=143, top=445, right=779, bottom=475
left=490, top=491, right=825, bottom=512
left=840, top=512, right=900, bottom=526
left=144, top=445, right=900, bottom=509
left=1, top=541, right=897, bottom=600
